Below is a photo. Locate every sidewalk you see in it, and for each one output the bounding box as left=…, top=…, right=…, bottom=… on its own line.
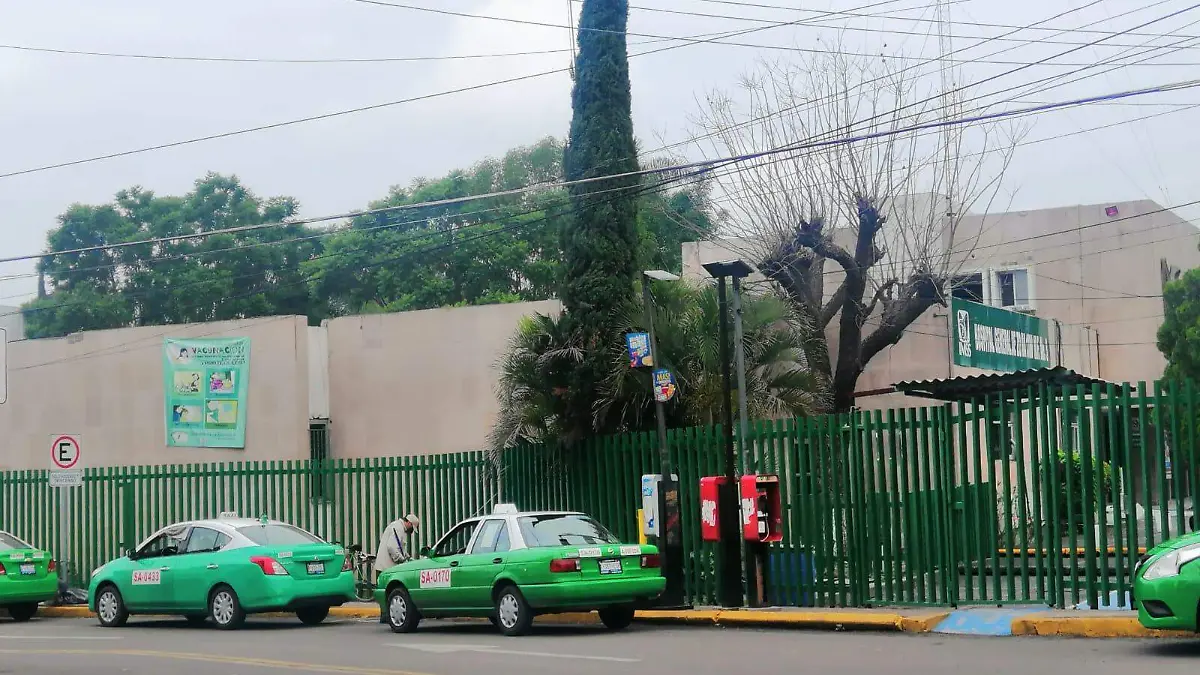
left=39, top=603, right=1186, bottom=637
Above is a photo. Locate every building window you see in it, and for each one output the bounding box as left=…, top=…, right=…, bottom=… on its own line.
left=951, top=273, right=984, bottom=303
left=993, top=266, right=1032, bottom=312
left=309, top=421, right=331, bottom=502
left=988, top=417, right=1015, bottom=461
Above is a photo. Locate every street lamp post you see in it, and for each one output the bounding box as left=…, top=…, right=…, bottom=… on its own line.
left=642, top=270, right=685, bottom=607
left=702, top=259, right=753, bottom=608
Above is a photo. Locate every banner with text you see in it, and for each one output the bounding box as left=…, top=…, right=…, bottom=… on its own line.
left=952, top=298, right=1051, bottom=372
left=163, top=337, right=250, bottom=448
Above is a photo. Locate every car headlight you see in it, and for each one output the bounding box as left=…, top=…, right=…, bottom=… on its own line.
left=1143, top=544, right=1200, bottom=580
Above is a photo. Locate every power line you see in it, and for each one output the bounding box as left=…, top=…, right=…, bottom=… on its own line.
left=4, top=75, right=1197, bottom=268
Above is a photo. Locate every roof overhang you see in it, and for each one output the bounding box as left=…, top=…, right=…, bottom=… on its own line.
left=893, top=367, right=1111, bottom=403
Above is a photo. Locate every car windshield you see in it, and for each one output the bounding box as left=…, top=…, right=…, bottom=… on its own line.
left=517, top=515, right=620, bottom=547
left=237, top=524, right=323, bottom=547
left=0, top=532, right=30, bottom=551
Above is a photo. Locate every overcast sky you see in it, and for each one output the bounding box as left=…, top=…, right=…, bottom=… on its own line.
left=1, top=0, right=1198, bottom=303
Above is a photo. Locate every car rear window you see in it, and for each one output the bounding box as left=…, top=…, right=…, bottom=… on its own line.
left=236, top=524, right=323, bottom=547
left=517, top=515, right=620, bottom=547
left=0, top=532, right=30, bottom=551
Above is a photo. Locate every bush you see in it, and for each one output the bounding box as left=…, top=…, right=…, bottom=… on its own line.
left=1045, top=450, right=1112, bottom=532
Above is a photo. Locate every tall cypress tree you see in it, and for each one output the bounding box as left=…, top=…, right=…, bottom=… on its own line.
left=561, top=0, right=640, bottom=435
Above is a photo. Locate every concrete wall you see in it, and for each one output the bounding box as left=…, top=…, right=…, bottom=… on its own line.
left=324, top=300, right=562, bottom=459
left=682, top=199, right=1199, bottom=409
left=0, top=305, right=24, bottom=341
left=0, top=316, right=310, bottom=470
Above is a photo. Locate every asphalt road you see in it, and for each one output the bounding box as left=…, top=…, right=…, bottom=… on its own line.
left=3, top=616, right=1200, bottom=675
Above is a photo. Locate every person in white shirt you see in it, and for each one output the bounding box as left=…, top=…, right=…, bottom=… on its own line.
left=375, top=514, right=420, bottom=581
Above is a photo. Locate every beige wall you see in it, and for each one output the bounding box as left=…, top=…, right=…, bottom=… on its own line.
left=0, top=316, right=310, bottom=470
left=324, top=300, right=562, bottom=459
left=682, top=199, right=1200, bottom=408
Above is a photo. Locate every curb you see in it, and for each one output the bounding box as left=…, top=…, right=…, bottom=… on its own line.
left=636, top=609, right=949, bottom=633
left=1010, top=615, right=1192, bottom=639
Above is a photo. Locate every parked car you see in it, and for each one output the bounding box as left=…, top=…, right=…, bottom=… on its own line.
left=0, top=530, right=57, bottom=622
left=1134, top=529, right=1200, bottom=630
left=376, top=504, right=665, bottom=636
left=88, top=514, right=354, bottom=629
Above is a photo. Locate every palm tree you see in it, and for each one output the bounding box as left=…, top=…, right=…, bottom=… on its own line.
left=490, top=281, right=824, bottom=451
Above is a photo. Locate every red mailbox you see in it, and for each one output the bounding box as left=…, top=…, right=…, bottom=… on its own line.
left=740, top=474, right=783, bottom=543
left=699, top=476, right=726, bottom=542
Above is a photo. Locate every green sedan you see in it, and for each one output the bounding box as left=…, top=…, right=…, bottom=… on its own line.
left=1, top=531, right=57, bottom=622
left=1135, top=530, right=1200, bottom=631
left=376, top=505, right=666, bottom=636
left=88, top=515, right=355, bottom=629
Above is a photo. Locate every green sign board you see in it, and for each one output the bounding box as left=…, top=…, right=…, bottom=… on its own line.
left=163, top=337, right=250, bottom=448
left=951, top=298, right=1050, bottom=372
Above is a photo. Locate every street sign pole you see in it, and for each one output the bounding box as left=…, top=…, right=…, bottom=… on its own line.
left=49, top=434, right=83, bottom=594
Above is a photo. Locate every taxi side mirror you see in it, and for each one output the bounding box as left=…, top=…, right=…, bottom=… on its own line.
left=419, top=546, right=432, bottom=558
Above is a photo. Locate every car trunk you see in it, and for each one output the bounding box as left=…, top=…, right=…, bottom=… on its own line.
left=268, top=544, right=343, bottom=580
left=577, top=544, right=653, bottom=581
left=0, top=549, right=52, bottom=582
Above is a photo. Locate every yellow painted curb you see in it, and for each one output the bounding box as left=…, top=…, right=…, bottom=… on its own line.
left=1011, top=616, right=1192, bottom=639
left=634, top=609, right=948, bottom=632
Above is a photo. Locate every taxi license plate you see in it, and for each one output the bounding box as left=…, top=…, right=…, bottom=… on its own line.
left=19, top=564, right=36, bottom=575
left=599, top=559, right=622, bottom=575
left=306, top=562, right=325, bottom=575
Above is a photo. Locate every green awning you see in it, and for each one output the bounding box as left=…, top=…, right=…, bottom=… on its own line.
left=893, top=367, right=1110, bottom=402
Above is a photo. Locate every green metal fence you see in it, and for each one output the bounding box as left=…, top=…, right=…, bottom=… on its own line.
left=2, top=378, right=1195, bottom=608
left=0, top=453, right=493, bottom=588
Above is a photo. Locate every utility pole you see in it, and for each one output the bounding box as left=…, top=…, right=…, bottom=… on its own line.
left=936, top=0, right=957, bottom=221
left=731, top=276, right=761, bottom=605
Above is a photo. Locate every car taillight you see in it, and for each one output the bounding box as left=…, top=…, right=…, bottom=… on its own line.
left=250, top=556, right=289, bottom=576
left=641, top=554, right=661, bottom=569
left=0, top=562, right=6, bottom=575
left=342, top=555, right=353, bottom=572
left=549, top=558, right=581, bottom=573
left=48, top=559, right=57, bottom=573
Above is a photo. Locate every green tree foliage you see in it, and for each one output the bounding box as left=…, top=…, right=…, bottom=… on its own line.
left=490, top=282, right=822, bottom=450
left=1158, top=267, right=1200, bottom=381
left=560, top=0, right=642, bottom=437
left=24, top=174, right=322, bottom=338
left=1043, top=450, right=1112, bottom=533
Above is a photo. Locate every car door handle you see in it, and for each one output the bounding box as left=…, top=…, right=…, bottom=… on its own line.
left=492, top=558, right=504, bottom=564
left=449, top=561, right=459, bottom=567
left=159, top=566, right=171, bottom=571
left=206, top=564, right=219, bottom=570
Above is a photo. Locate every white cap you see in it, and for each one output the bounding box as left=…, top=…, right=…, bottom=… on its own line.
left=404, top=514, right=420, bottom=530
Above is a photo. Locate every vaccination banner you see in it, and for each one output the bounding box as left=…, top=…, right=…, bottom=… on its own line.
left=163, top=337, right=250, bottom=449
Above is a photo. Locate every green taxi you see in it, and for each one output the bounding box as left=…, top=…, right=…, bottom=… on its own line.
left=376, top=505, right=665, bottom=636
left=1, top=530, right=57, bottom=622
left=88, top=515, right=355, bottom=629
left=1135, top=529, right=1200, bottom=631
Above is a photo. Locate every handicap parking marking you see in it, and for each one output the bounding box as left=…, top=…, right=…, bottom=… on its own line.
left=388, top=642, right=640, bottom=663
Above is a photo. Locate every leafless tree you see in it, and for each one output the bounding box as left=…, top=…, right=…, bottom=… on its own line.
left=688, top=49, right=1025, bottom=411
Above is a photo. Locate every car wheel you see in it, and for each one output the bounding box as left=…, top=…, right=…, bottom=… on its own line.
left=7, top=603, right=37, bottom=623
left=209, top=585, right=246, bottom=630
left=494, top=586, right=532, bottom=637
left=386, top=586, right=420, bottom=633
left=598, top=606, right=635, bottom=631
left=184, top=614, right=207, bottom=627
left=95, top=585, right=128, bottom=628
left=297, top=607, right=330, bottom=625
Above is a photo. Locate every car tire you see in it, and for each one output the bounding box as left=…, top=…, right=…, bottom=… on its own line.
left=184, top=614, right=207, bottom=627
left=209, top=585, right=246, bottom=631
left=297, top=607, right=330, bottom=626
left=95, top=585, right=129, bottom=628
left=386, top=586, right=420, bottom=634
left=494, top=586, right=533, bottom=637
left=598, top=606, right=635, bottom=631
left=7, top=603, right=37, bottom=623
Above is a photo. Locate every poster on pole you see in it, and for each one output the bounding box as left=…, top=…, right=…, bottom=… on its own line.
left=163, top=337, right=250, bottom=449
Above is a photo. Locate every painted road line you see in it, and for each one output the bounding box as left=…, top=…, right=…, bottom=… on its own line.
left=0, top=649, right=436, bottom=675
left=0, top=635, right=122, bottom=641
left=389, top=643, right=640, bottom=663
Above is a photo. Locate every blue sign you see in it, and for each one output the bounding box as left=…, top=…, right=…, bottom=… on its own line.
left=652, top=368, right=677, bottom=403
left=626, top=332, right=653, bottom=368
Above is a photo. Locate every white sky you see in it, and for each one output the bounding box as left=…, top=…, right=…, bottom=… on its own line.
left=1, top=0, right=1198, bottom=302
